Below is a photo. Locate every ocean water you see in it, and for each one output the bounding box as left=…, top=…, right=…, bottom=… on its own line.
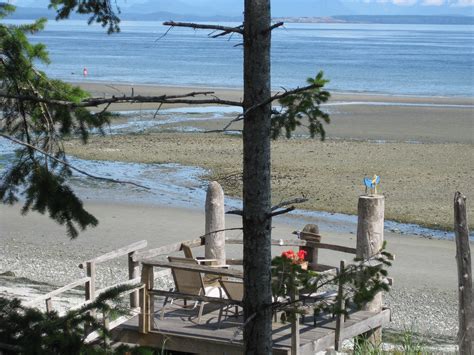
left=4, top=19, right=473, bottom=97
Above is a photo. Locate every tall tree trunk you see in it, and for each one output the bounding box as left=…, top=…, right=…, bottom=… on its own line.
left=242, top=0, right=273, bottom=354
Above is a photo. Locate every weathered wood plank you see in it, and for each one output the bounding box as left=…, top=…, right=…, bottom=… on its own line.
left=454, top=191, right=474, bottom=355
left=111, top=325, right=265, bottom=355
left=79, top=240, right=147, bottom=268
left=85, top=310, right=141, bottom=344
left=95, top=277, right=142, bottom=296
left=149, top=289, right=242, bottom=306
left=63, top=284, right=144, bottom=316
left=226, top=258, right=243, bottom=265
left=226, top=237, right=357, bottom=254
left=142, top=261, right=243, bottom=278
left=24, top=277, right=91, bottom=306
left=299, top=309, right=391, bottom=353
left=133, top=238, right=203, bottom=262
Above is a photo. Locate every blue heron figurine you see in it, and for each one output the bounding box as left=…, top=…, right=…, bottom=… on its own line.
left=364, top=175, right=380, bottom=195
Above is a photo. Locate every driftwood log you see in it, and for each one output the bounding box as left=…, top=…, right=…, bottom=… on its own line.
left=205, top=181, right=226, bottom=265
left=356, top=194, right=385, bottom=343
left=454, top=192, right=473, bottom=354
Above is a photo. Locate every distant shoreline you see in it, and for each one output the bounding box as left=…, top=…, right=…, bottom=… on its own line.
left=75, top=81, right=474, bottom=108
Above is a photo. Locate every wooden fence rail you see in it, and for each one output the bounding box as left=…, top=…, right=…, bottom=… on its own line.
left=23, top=277, right=91, bottom=311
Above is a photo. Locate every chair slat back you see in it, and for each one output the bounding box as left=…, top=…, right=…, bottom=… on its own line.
left=168, top=256, right=204, bottom=295
left=220, top=279, right=244, bottom=302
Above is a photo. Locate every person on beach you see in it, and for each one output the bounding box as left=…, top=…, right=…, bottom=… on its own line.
left=83, top=67, right=88, bottom=77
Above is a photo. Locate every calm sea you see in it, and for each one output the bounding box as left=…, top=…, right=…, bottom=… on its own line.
left=6, top=19, right=474, bottom=96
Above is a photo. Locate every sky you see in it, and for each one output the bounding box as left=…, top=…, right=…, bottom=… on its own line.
left=9, top=0, right=474, bottom=16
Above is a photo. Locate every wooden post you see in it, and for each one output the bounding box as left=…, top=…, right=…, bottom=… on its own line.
left=205, top=181, right=226, bottom=265
left=356, top=194, right=384, bottom=343
left=139, top=264, right=154, bottom=334
left=128, top=251, right=140, bottom=308
left=45, top=298, right=53, bottom=313
left=298, top=224, right=320, bottom=270
left=290, top=272, right=300, bottom=355
left=454, top=192, right=473, bottom=355
left=335, top=260, right=346, bottom=351
left=85, top=261, right=96, bottom=302
left=102, top=311, right=110, bottom=348
left=85, top=261, right=96, bottom=318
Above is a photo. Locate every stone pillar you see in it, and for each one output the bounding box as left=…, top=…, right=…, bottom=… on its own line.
left=205, top=181, right=226, bottom=265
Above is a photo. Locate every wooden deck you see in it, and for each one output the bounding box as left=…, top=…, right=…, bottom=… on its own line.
left=111, top=299, right=391, bottom=354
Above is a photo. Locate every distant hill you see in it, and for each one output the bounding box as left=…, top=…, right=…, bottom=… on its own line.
left=333, top=15, right=474, bottom=25
left=5, top=6, right=474, bottom=25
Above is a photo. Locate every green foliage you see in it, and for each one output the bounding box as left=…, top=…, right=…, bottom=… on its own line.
left=0, top=7, right=112, bottom=237
left=271, top=71, right=331, bottom=140
left=272, top=250, right=316, bottom=299
left=354, top=328, right=427, bottom=355
left=49, top=0, right=121, bottom=34
left=0, top=285, right=135, bottom=354
left=354, top=337, right=385, bottom=355
left=0, top=3, right=16, bottom=19
left=271, top=245, right=392, bottom=322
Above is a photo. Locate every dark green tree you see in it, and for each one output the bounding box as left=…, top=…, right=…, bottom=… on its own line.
left=0, top=3, right=113, bottom=238
left=0, top=285, right=138, bottom=354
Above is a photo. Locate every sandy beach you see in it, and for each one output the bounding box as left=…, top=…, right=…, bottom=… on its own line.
left=1, top=81, right=472, bottom=348
left=66, top=82, right=474, bottom=231
left=0, top=201, right=463, bottom=344
left=79, top=82, right=474, bottom=143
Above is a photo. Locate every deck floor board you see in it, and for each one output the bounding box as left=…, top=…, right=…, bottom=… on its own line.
left=112, top=298, right=390, bottom=354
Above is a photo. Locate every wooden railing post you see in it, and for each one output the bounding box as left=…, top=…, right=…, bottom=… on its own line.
left=335, top=260, right=346, bottom=351
left=356, top=194, right=384, bottom=343
left=290, top=273, right=300, bottom=355
left=85, top=261, right=96, bottom=319
left=85, top=261, right=96, bottom=302
left=139, top=264, right=154, bottom=334
left=102, top=310, right=110, bottom=348
left=128, top=251, right=140, bottom=308
left=45, top=298, right=53, bottom=313
left=298, top=224, right=320, bottom=270
left=205, top=181, right=226, bottom=266
left=454, top=192, right=473, bottom=354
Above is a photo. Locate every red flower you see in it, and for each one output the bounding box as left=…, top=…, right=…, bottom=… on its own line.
left=297, top=250, right=307, bottom=260
left=281, top=249, right=307, bottom=264
left=281, top=250, right=295, bottom=260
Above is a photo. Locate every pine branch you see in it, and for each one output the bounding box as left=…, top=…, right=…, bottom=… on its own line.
left=163, top=21, right=244, bottom=36
left=271, top=197, right=308, bottom=211
left=216, top=82, right=325, bottom=131
left=227, top=197, right=308, bottom=217
left=265, top=21, right=284, bottom=33
left=0, top=133, right=150, bottom=190
left=0, top=92, right=243, bottom=108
